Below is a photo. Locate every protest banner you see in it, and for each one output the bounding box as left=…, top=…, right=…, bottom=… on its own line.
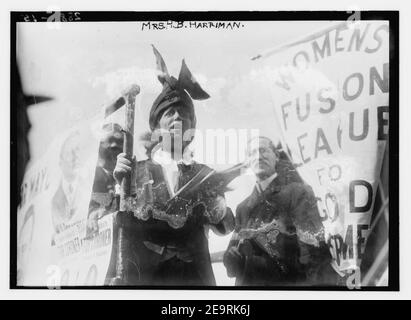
left=17, top=114, right=121, bottom=286
left=253, top=21, right=389, bottom=276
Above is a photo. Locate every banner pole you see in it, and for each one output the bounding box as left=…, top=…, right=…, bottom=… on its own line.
left=109, top=85, right=140, bottom=286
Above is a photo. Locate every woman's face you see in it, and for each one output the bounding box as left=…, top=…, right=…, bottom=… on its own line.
left=157, top=105, right=193, bottom=154
left=157, top=104, right=192, bottom=135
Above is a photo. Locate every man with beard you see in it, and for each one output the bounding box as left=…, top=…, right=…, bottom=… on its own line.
left=223, top=136, right=335, bottom=286
left=110, top=46, right=235, bottom=285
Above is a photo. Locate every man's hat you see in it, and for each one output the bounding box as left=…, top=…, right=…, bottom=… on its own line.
left=149, top=45, right=210, bottom=131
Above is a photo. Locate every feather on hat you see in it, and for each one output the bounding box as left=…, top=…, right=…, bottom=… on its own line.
left=149, top=45, right=210, bottom=131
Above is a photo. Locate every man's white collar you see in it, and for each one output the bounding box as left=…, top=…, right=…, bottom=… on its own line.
left=256, top=172, right=278, bottom=193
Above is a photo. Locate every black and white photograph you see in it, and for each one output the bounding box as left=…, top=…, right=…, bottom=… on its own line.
left=8, top=8, right=399, bottom=294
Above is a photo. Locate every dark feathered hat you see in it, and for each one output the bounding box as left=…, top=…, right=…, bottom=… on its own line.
left=149, top=45, right=210, bottom=131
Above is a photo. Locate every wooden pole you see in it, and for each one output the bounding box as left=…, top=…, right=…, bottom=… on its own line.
left=120, top=85, right=140, bottom=210
left=109, top=84, right=140, bottom=286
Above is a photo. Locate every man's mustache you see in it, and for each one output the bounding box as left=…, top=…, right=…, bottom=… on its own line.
left=253, top=158, right=269, bottom=166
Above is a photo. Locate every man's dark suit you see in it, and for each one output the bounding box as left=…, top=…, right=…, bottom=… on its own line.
left=88, top=166, right=118, bottom=212
left=223, top=167, right=334, bottom=286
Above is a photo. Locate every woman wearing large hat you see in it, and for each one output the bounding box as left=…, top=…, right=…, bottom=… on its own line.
left=111, top=46, right=235, bottom=285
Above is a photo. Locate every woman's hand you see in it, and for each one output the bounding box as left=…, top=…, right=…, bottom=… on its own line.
left=113, top=153, right=134, bottom=184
